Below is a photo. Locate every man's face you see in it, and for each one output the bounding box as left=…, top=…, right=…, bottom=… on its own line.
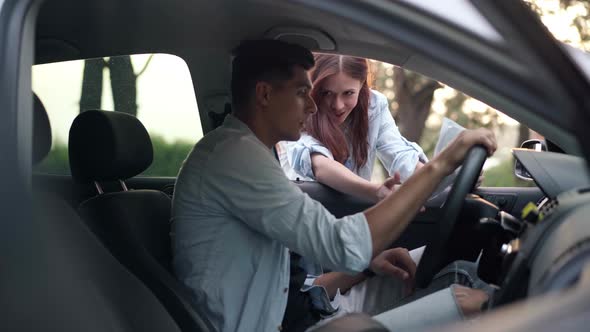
left=265, top=66, right=317, bottom=142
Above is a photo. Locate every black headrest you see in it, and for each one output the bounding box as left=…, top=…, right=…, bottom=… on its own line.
left=33, top=94, right=52, bottom=165
left=69, top=110, right=153, bottom=183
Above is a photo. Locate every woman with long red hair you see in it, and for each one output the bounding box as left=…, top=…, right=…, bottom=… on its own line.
left=285, top=54, right=427, bottom=201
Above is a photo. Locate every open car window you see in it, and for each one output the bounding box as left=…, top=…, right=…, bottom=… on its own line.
left=360, top=60, right=538, bottom=188
left=32, top=53, right=203, bottom=177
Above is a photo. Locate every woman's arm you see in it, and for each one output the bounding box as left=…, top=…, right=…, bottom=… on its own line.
left=311, top=153, right=395, bottom=202
left=372, top=92, right=428, bottom=181
left=415, top=160, right=425, bottom=172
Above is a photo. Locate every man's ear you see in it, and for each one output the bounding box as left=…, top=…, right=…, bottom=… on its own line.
left=255, top=81, right=273, bottom=108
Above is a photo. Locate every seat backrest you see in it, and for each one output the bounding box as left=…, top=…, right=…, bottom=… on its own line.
left=79, top=190, right=174, bottom=270
left=29, top=192, right=184, bottom=332
left=13, top=95, right=182, bottom=332
left=68, top=110, right=211, bottom=331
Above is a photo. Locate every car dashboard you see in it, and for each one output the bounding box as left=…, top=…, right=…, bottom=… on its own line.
left=487, top=150, right=590, bottom=306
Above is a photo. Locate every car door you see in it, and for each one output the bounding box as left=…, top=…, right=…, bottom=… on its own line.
left=0, top=0, right=59, bottom=326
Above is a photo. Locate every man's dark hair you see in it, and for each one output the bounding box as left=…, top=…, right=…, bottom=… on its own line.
left=231, top=39, right=315, bottom=111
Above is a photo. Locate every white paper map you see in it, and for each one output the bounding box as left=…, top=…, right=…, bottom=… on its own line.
left=428, top=117, right=466, bottom=202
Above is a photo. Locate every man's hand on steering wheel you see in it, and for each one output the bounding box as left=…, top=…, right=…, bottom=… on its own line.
left=436, top=128, right=497, bottom=176
left=415, top=128, right=497, bottom=288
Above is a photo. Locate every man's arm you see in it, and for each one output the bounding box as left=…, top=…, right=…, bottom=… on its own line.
left=313, top=247, right=417, bottom=298
left=364, top=128, right=496, bottom=257
left=313, top=272, right=366, bottom=299
left=217, top=128, right=494, bottom=274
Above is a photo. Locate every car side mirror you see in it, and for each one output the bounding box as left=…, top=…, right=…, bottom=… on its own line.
left=514, top=139, right=547, bottom=181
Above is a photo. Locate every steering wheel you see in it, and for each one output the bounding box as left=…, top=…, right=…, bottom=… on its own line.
left=415, top=145, right=489, bottom=288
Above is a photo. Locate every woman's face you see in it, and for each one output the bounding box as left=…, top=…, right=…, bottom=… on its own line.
left=317, top=72, right=363, bottom=125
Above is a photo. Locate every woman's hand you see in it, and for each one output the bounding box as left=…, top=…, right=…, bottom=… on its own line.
left=375, top=172, right=401, bottom=201
left=475, top=172, right=485, bottom=189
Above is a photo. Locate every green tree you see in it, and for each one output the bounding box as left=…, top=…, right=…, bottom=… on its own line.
left=79, top=55, right=153, bottom=115
left=557, top=0, right=590, bottom=50
left=372, top=61, right=504, bottom=157
left=80, top=59, right=105, bottom=112
left=372, top=63, right=442, bottom=143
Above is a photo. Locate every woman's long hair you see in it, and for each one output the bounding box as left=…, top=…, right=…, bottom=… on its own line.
left=306, top=54, right=371, bottom=170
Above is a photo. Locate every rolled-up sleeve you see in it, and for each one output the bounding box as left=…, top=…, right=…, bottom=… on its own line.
left=288, top=134, right=334, bottom=180
left=373, top=93, right=428, bottom=181
left=207, top=138, right=372, bottom=273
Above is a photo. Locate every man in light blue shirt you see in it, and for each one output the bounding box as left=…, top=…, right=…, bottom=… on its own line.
left=172, top=40, right=496, bottom=332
